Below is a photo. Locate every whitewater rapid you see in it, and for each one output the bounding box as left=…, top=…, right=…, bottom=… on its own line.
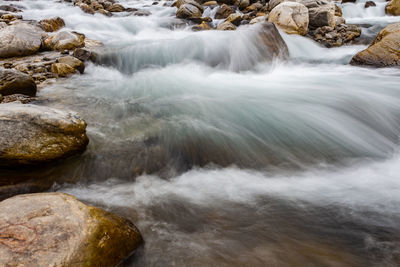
left=4, top=0, right=400, bottom=265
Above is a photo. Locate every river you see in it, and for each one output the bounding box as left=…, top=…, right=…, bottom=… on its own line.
left=4, top=0, right=400, bottom=265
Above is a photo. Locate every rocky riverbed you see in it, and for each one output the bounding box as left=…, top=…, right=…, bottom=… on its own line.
left=0, top=0, right=400, bottom=265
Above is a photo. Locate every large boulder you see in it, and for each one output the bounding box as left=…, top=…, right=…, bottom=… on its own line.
left=0, top=23, right=45, bottom=58
left=0, top=69, right=37, bottom=96
left=350, top=22, right=400, bottom=66
left=176, top=3, right=203, bottom=19
left=44, top=31, right=85, bottom=51
left=268, top=2, right=309, bottom=35
left=0, top=193, right=142, bottom=266
left=0, top=103, right=89, bottom=166
left=386, top=0, right=400, bottom=16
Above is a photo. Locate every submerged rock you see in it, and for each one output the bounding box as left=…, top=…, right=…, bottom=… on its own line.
left=0, top=68, right=37, bottom=96
left=0, top=103, right=89, bottom=166
left=0, top=193, right=142, bottom=266
left=268, top=2, right=309, bottom=35
left=259, top=22, right=290, bottom=59
left=350, top=22, right=400, bottom=66
left=0, top=23, right=45, bottom=58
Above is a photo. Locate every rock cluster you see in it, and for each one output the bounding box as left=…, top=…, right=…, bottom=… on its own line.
left=308, top=23, right=361, bottom=47
left=173, top=0, right=360, bottom=46
left=70, top=0, right=138, bottom=16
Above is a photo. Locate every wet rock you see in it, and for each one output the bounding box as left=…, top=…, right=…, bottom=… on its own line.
left=50, top=62, right=77, bottom=77
left=350, top=22, right=400, bottom=66
left=0, top=23, right=44, bottom=58
left=217, top=21, right=237, bottom=30
left=176, top=4, right=203, bottom=19
left=386, top=0, right=400, bottom=15
left=239, top=0, right=250, bottom=10
left=0, top=193, right=143, bottom=266
left=309, top=23, right=361, bottom=47
left=268, top=2, right=309, bottom=35
left=39, top=17, right=65, bottom=32
left=77, top=3, right=95, bottom=14
left=226, top=13, right=243, bottom=26
left=1, top=13, right=22, bottom=22
left=364, top=1, right=376, bottom=8
left=176, top=0, right=204, bottom=11
left=0, top=5, right=22, bottom=12
left=259, top=22, right=289, bottom=59
left=334, top=15, right=345, bottom=26
left=0, top=68, right=37, bottom=97
left=203, top=0, right=218, bottom=5
left=132, top=10, right=152, bottom=16
left=73, top=47, right=92, bottom=61
left=192, top=21, right=212, bottom=30
left=107, top=3, right=125, bottom=12
left=244, top=2, right=263, bottom=12
left=250, top=15, right=267, bottom=24
left=341, top=0, right=356, bottom=3
left=57, top=55, right=85, bottom=73
left=0, top=94, right=35, bottom=104
left=308, top=3, right=335, bottom=28
left=0, top=103, right=89, bottom=166
left=215, top=4, right=235, bottom=19
left=335, top=4, right=342, bottom=16
left=44, top=31, right=85, bottom=51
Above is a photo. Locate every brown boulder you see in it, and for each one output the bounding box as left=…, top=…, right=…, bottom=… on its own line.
left=0, top=103, right=88, bottom=166
left=350, top=22, right=400, bottom=66
left=0, top=193, right=142, bottom=266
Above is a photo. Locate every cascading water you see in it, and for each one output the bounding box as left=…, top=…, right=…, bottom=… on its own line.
left=3, top=0, right=400, bottom=265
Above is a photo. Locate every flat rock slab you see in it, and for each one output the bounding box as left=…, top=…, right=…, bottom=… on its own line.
left=0, top=103, right=89, bottom=166
left=0, top=193, right=143, bottom=266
